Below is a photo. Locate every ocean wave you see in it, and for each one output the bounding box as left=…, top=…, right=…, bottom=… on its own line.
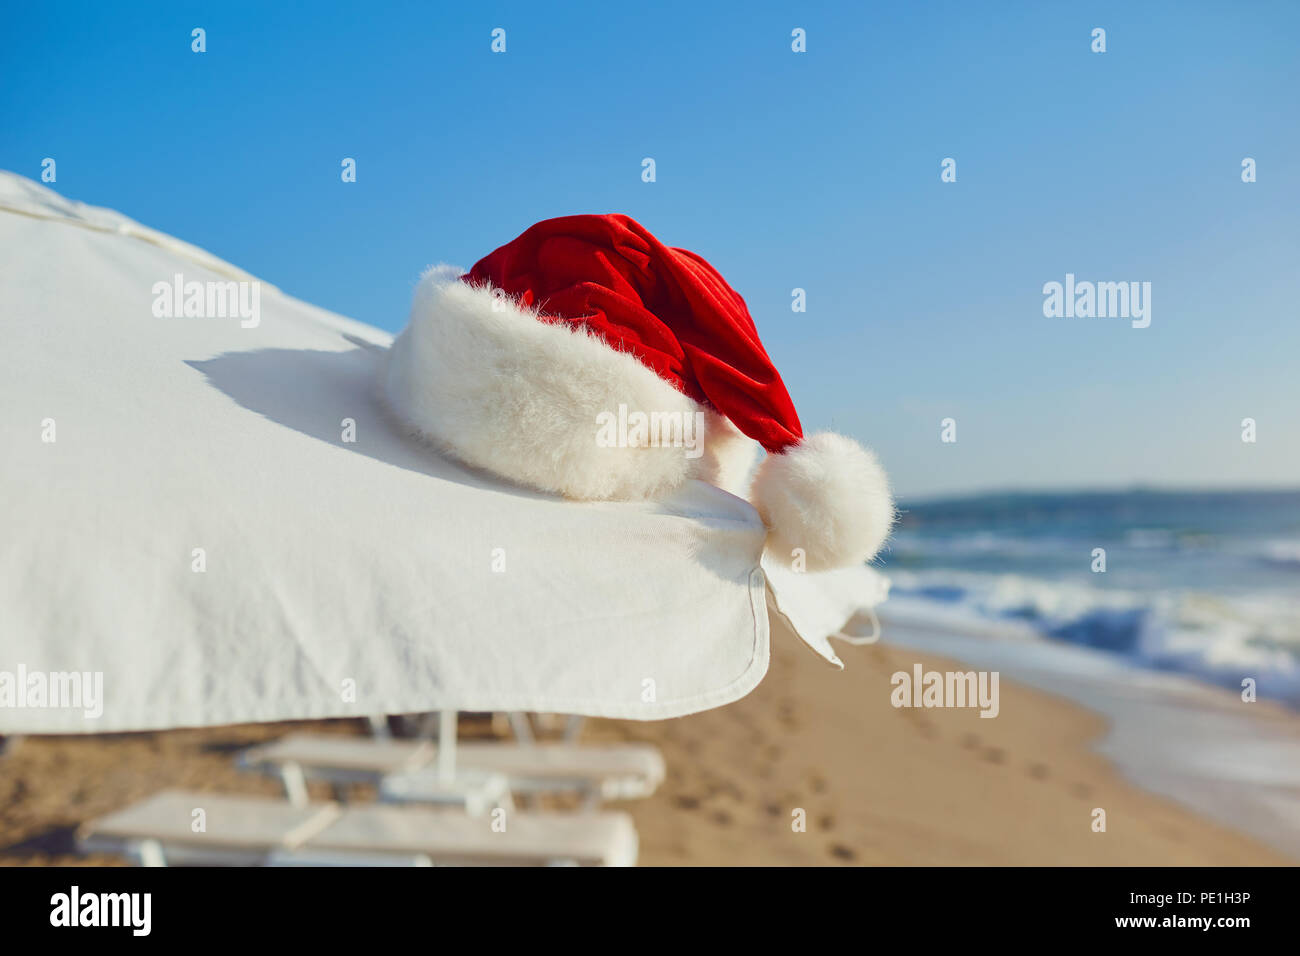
left=1256, top=539, right=1300, bottom=568
left=884, top=570, right=1300, bottom=705
left=888, top=531, right=1077, bottom=559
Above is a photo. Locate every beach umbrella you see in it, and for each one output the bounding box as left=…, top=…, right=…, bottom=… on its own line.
left=0, top=171, right=888, bottom=736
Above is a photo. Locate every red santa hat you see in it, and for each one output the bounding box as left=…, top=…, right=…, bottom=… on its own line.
left=383, top=214, right=893, bottom=570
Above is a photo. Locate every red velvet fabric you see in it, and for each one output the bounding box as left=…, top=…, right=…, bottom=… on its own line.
left=462, top=214, right=803, bottom=454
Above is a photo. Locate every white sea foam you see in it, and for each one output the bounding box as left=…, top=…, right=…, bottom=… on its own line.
left=1258, top=539, right=1300, bottom=567
left=885, top=569, right=1300, bottom=705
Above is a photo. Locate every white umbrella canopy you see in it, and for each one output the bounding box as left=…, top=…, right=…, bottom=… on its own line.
left=0, top=172, right=888, bottom=734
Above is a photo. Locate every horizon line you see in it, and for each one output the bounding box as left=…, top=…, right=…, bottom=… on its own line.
left=898, top=481, right=1300, bottom=507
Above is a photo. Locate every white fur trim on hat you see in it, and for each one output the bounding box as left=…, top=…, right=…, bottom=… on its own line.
left=752, top=432, right=894, bottom=571
left=696, top=409, right=761, bottom=499
left=383, top=265, right=739, bottom=500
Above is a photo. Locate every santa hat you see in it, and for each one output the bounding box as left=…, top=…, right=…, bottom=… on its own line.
left=383, top=214, right=893, bottom=570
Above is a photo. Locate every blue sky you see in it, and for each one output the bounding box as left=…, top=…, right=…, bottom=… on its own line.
left=3, top=1, right=1297, bottom=499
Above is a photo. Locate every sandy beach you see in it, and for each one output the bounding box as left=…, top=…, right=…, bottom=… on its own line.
left=601, top=628, right=1296, bottom=865
left=2, top=620, right=1293, bottom=866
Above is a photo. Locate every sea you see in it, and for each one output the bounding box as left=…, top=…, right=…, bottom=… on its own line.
left=878, top=488, right=1300, bottom=706
left=872, top=488, right=1300, bottom=855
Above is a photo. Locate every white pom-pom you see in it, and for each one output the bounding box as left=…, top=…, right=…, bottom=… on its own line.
left=752, top=432, right=894, bottom=571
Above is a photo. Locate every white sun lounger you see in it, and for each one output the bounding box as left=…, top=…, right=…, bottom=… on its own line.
left=240, top=732, right=666, bottom=803
left=78, top=791, right=344, bottom=866
left=288, top=802, right=636, bottom=867
left=78, top=790, right=637, bottom=867
left=383, top=742, right=667, bottom=804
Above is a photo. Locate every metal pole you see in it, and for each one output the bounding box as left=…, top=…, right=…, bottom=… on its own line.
left=438, top=709, right=457, bottom=782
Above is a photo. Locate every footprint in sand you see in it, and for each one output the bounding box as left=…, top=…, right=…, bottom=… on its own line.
left=895, top=708, right=937, bottom=738
left=982, top=747, right=1006, bottom=764
left=1027, top=762, right=1050, bottom=780
left=705, top=780, right=743, bottom=802
left=828, top=843, right=856, bottom=861
left=776, top=701, right=800, bottom=731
